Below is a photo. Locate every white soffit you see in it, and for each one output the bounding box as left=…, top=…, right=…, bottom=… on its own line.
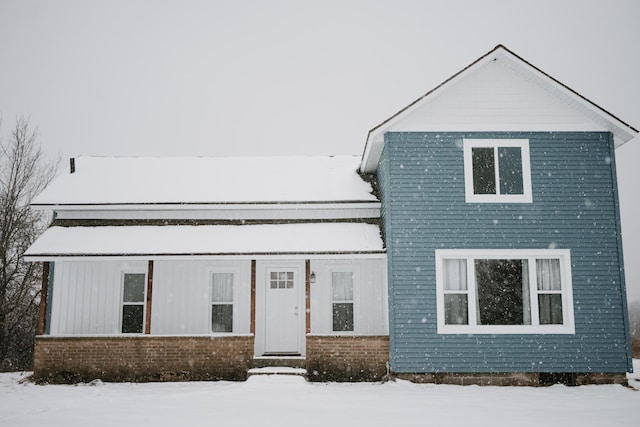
left=360, top=45, right=638, bottom=173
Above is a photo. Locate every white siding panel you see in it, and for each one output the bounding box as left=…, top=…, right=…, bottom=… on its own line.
left=151, top=260, right=251, bottom=335
left=392, top=60, right=606, bottom=132
left=310, top=258, right=388, bottom=335
left=50, top=260, right=147, bottom=334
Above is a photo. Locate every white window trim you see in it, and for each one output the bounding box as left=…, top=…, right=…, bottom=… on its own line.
left=119, top=270, right=147, bottom=335
left=463, top=139, right=533, bottom=203
left=209, top=268, right=238, bottom=334
left=329, top=267, right=358, bottom=334
left=435, top=249, right=575, bottom=334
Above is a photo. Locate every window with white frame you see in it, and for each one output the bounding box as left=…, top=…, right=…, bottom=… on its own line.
left=332, top=272, right=354, bottom=332
left=121, top=272, right=146, bottom=334
left=463, top=139, right=532, bottom=203
left=211, top=273, right=234, bottom=333
left=435, top=250, right=574, bottom=334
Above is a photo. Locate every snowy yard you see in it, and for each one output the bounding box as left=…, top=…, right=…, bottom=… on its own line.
left=1, top=361, right=638, bottom=427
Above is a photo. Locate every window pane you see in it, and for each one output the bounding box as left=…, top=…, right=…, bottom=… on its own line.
left=212, top=273, right=233, bottom=302
left=472, top=147, right=496, bottom=195
left=122, top=304, right=143, bottom=333
left=333, top=303, right=354, bottom=332
left=539, top=294, right=563, bottom=325
left=443, top=259, right=467, bottom=290
left=212, top=304, right=233, bottom=332
left=475, top=259, right=530, bottom=325
left=332, top=272, right=354, bottom=301
left=123, top=273, right=145, bottom=303
left=444, top=294, right=468, bottom=325
left=536, top=259, right=562, bottom=291
left=498, top=147, right=524, bottom=195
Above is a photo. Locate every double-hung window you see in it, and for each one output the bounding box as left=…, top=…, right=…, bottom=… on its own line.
left=436, top=249, right=574, bottom=334
left=463, top=139, right=532, bottom=203
left=121, top=272, right=147, bottom=334
left=211, top=273, right=234, bottom=333
left=332, top=272, right=354, bottom=332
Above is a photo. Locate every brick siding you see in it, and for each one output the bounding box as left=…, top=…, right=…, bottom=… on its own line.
left=306, top=335, right=389, bottom=382
left=33, top=335, right=254, bottom=383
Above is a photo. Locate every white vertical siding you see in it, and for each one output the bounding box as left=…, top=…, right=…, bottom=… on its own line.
left=50, top=260, right=147, bottom=334
left=49, top=259, right=251, bottom=335
left=151, top=260, right=251, bottom=335
left=310, top=258, right=388, bottom=335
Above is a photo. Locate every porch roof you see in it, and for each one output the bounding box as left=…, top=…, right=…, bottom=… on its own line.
left=24, top=223, right=385, bottom=260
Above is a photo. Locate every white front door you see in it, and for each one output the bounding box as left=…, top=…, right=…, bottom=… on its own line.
left=263, top=266, right=303, bottom=354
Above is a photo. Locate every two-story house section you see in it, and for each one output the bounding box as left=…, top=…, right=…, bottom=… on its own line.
left=360, top=45, right=637, bottom=385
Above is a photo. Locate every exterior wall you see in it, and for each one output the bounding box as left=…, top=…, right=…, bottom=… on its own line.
left=33, top=335, right=254, bottom=383
left=379, top=131, right=631, bottom=374
left=309, top=258, right=388, bottom=335
left=49, top=260, right=148, bottom=334
left=306, top=335, right=389, bottom=381
left=152, top=260, right=251, bottom=334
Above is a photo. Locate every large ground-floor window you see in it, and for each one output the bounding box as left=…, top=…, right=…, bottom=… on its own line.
left=435, top=249, right=574, bottom=334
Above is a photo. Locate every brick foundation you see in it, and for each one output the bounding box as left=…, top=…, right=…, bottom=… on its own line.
left=33, top=335, right=254, bottom=384
left=306, top=335, right=389, bottom=382
left=394, top=371, right=628, bottom=386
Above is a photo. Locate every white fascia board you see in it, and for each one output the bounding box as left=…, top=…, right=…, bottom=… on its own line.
left=25, top=253, right=388, bottom=262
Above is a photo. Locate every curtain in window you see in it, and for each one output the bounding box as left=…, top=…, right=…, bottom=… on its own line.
left=212, top=273, right=233, bottom=302
left=443, top=259, right=468, bottom=325
left=332, top=272, right=354, bottom=332
left=332, top=272, right=354, bottom=301
left=536, top=259, right=561, bottom=290
left=537, top=259, right=563, bottom=324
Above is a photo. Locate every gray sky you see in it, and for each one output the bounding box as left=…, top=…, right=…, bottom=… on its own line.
left=1, top=0, right=639, bottom=300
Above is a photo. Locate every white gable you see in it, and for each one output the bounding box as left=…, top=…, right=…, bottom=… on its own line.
left=360, top=45, right=638, bottom=173
left=32, top=155, right=377, bottom=206
left=395, top=59, right=599, bottom=131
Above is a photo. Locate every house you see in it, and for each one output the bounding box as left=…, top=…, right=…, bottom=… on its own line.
left=26, top=45, right=637, bottom=385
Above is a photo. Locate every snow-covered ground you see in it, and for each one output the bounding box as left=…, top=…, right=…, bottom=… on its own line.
left=1, top=361, right=638, bottom=427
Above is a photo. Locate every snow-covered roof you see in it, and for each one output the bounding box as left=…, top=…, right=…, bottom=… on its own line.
left=32, top=155, right=377, bottom=206
left=360, top=45, right=639, bottom=172
left=23, top=223, right=385, bottom=260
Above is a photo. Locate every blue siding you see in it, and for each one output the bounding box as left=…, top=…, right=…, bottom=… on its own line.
left=378, top=131, right=632, bottom=373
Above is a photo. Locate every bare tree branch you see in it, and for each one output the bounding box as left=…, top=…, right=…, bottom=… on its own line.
left=0, top=116, right=57, bottom=371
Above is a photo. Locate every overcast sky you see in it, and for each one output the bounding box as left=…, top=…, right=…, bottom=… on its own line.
left=1, top=0, right=638, bottom=300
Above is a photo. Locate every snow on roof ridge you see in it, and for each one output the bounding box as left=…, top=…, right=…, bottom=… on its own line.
left=34, top=154, right=377, bottom=205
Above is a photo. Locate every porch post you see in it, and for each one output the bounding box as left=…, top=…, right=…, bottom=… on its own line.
left=250, top=260, right=256, bottom=334
left=37, top=262, right=50, bottom=336
left=144, top=260, right=153, bottom=334
left=305, top=259, right=311, bottom=334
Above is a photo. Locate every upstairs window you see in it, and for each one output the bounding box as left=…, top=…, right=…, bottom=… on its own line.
left=211, top=273, right=234, bottom=333
left=332, top=272, right=354, bottom=332
left=121, top=272, right=146, bottom=334
left=436, top=249, right=574, bottom=334
left=463, top=139, right=532, bottom=203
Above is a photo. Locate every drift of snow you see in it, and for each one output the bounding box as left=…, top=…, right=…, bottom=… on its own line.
left=1, top=361, right=638, bottom=427
left=31, top=155, right=378, bottom=205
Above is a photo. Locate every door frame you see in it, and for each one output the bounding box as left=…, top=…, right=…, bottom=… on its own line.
left=254, top=259, right=306, bottom=357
